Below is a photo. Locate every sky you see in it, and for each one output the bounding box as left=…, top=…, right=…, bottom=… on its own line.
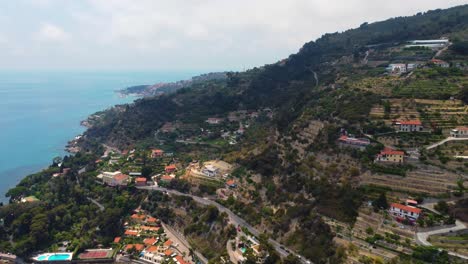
left=0, top=0, right=466, bottom=71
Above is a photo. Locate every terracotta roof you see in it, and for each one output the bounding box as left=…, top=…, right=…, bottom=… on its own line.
left=226, top=180, right=235, bottom=186
left=164, top=240, right=173, bottom=247
left=114, top=173, right=129, bottom=181
left=391, top=203, right=422, bottom=214
left=380, top=148, right=404, bottom=156
left=152, top=149, right=164, bottom=153
left=126, top=244, right=144, bottom=252
left=161, top=175, right=174, bottom=181
left=399, top=120, right=422, bottom=125
left=146, top=245, right=158, bottom=253
left=431, top=59, right=447, bottom=64
left=175, top=255, right=189, bottom=264
left=124, top=230, right=139, bottom=236
left=455, top=126, right=468, bottom=131
left=146, top=217, right=158, bottom=223
left=165, top=164, right=176, bottom=170
left=113, top=237, right=121, bottom=243
left=135, top=177, right=147, bottom=182
left=143, top=237, right=157, bottom=246
left=140, top=226, right=160, bottom=231
left=164, top=249, right=173, bottom=256
left=131, top=214, right=146, bottom=220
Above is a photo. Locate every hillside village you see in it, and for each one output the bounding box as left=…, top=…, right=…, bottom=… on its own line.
left=1, top=6, right=468, bottom=264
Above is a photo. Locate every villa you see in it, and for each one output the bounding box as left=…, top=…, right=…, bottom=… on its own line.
left=165, top=164, right=177, bottom=173
left=450, top=126, right=468, bottom=138
left=97, top=171, right=130, bottom=187
left=395, top=120, right=423, bottom=132
left=135, top=177, right=147, bottom=186
left=151, top=149, right=164, bottom=158
left=202, top=164, right=219, bottom=177
left=389, top=203, right=422, bottom=221
left=375, top=148, right=405, bottom=163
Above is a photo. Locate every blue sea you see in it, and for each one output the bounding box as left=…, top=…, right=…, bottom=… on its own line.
left=0, top=71, right=197, bottom=203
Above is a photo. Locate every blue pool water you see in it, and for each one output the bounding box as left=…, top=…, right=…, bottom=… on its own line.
left=0, top=70, right=198, bottom=203
left=48, top=254, right=72, bottom=261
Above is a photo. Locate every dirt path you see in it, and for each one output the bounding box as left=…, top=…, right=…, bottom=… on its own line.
left=426, top=137, right=468, bottom=150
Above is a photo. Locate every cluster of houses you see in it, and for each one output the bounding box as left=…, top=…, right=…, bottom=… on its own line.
left=115, top=211, right=190, bottom=264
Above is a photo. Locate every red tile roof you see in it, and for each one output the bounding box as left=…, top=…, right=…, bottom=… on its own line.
left=161, top=175, right=173, bottom=181
left=164, top=240, right=173, bottom=247
left=146, top=217, right=158, bottom=223
left=114, top=173, right=129, bottom=181
left=125, top=244, right=144, bottom=252
left=380, top=148, right=404, bottom=156
left=226, top=180, right=235, bottom=186
left=140, top=226, right=160, bottom=231
left=455, top=126, right=468, bottom=131
left=146, top=245, right=158, bottom=253
left=391, top=203, right=421, bottom=214
left=143, top=237, right=157, bottom=246
left=175, top=255, right=189, bottom=264
left=135, top=177, right=147, bottom=183
left=399, top=120, right=422, bottom=125
left=165, top=164, right=176, bottom=170
left=164, top=249, right=173, bottom=256
left=131, top=214, right=146, bottom=220
left=124, top=230, right=139, bottom=236
left=113, top=237, right=121, bottom=243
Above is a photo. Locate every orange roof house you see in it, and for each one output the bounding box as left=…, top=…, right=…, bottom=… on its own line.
left=124, top=230, right=139, bottom=236
left=135, top=177, right=147, bottom=186
left=125, top=244, right=145, bottom=252
left=175, top=255, right=189, bottom=264
left=164, top=240, right=173, bottom=247
left=146, top=245, right=159, bottom=253
left=131, top=214, right=146, bottom=221
left=113, top=237, right=121, bottom=243
left=164, top=249, right=173, bottom=257
left=165, top=164, right=177, bottom=173
left=143, top=237, right=157, bottom=246
left=151, top=149, right=164, bottom=158
left=161, top=174, right=174, bottom=182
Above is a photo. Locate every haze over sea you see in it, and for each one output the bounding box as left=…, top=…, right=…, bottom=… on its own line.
left=0, top=71, right=197, bottom=203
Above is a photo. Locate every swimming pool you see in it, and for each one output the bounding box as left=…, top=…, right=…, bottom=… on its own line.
left=34, top=253, right=73, bottom=262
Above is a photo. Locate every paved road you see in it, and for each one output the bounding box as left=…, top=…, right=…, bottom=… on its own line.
left=162, top=222, right=208, bottom=264
left=416, top=220, right=467, bottom=260
left=426, top=137, right=468, bottom=150
left=137, top=186, right=312, bottom=264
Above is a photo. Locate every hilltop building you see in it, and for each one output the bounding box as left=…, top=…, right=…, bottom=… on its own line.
left=430, top=59, right=449, bottom=68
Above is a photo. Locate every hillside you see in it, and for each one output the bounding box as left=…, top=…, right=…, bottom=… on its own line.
left=1, top=4, right=468, bottom=264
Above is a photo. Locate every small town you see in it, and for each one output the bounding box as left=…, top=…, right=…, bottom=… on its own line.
left=1, top=4, right=468, bottom=264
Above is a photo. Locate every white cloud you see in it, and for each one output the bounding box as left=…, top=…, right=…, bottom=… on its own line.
left=36, top=23, right=69, bottom=42
left=1, top=0, right=467, bottom=70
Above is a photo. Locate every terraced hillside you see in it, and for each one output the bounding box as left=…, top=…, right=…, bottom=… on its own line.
left=360, top=168, right=466, bottom=196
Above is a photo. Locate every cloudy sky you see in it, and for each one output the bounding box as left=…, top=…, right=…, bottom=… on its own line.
left=0, top=0, right=466, bottom=71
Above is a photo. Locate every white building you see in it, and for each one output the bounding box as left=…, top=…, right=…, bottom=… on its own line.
left=450, top=126, right=468, bottom=138
left=387, top=64, right=407, bottom=74
left=406, top=39, right=449, bottom=49
left=201, top=165, right=219, bottom=177
left=396, top=120, right=423, bottom=132
left=389, top=203, right=421, bottom=221
left=97, top=171, right=129, bottom=186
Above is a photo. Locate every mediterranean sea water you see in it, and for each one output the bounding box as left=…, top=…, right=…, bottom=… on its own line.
left=0, top=70, right=197, bottom=203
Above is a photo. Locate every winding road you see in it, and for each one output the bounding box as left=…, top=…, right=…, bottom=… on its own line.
left=416, top=220, right=467, bottom=260
left=426, top=137, right=468, bottom=150
left=137, top=186, right=312, bottom=264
